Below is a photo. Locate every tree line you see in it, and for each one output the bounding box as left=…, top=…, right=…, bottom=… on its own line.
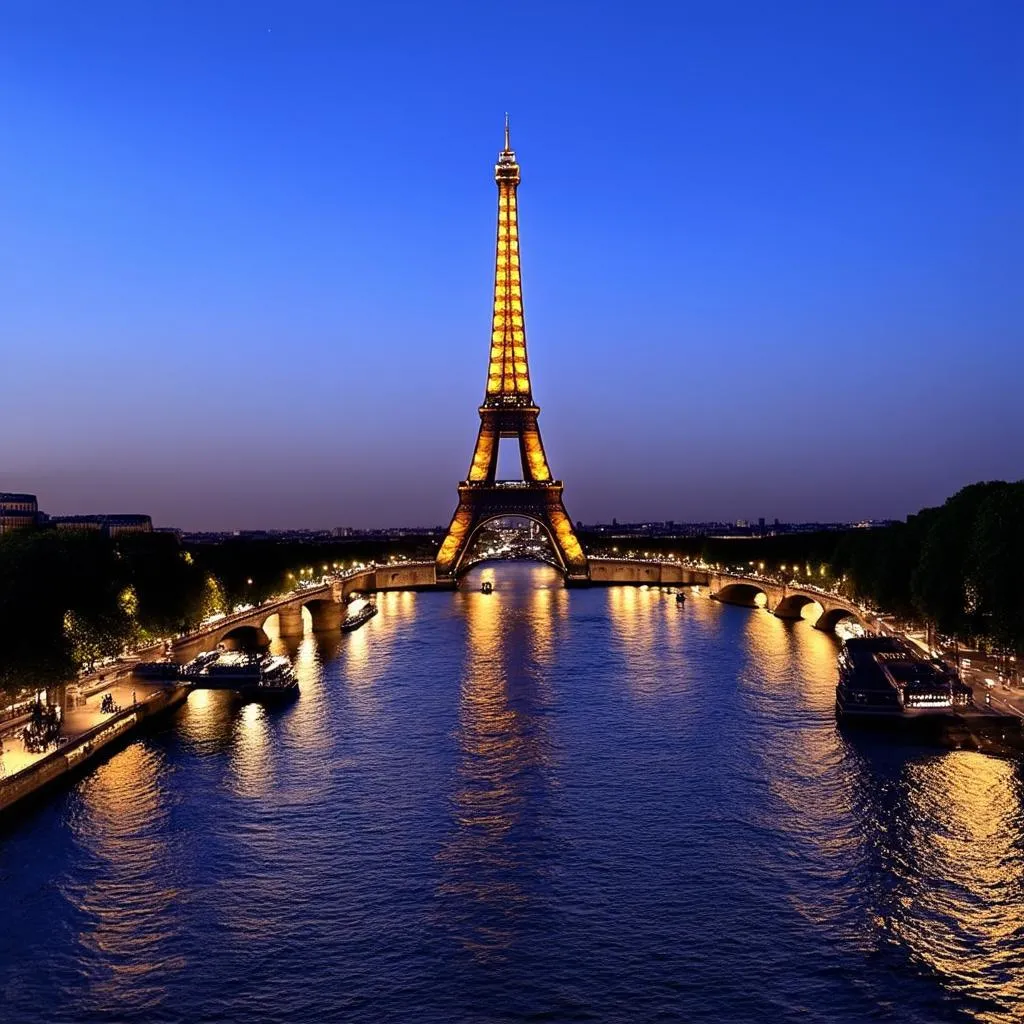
left=582, top=480, right=1024, bottom=656
left=0, top=530, right=436, bottom=697
left=2, top=481, right=1020, bottom=698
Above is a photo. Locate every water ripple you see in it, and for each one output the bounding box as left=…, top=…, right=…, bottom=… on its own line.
left=1, top=563, right=1022, bottom=1023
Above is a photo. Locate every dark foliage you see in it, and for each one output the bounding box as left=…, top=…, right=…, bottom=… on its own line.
left=582, top=480, right=1024, bottom=655
left=0, top=530, right=438, bottom=696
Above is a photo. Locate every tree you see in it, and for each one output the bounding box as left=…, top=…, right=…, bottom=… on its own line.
left=968, top=482, right=1024, bottom=657
left=911, top=483, right=1005, bottom=638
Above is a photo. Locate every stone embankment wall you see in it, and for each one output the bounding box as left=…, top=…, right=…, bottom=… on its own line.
left=0, top=685, right=189, bottom=817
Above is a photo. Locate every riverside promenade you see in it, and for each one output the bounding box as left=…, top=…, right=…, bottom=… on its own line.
left=0, top=679, right=188, bottom=817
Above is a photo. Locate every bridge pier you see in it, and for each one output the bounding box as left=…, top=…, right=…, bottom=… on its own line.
left=307, top=600, right=343, bottom=633
left=278, top=604, right=305, bottom=638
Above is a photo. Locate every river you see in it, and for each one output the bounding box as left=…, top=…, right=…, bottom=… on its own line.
left=2, top=562, right=1023, bottom=1023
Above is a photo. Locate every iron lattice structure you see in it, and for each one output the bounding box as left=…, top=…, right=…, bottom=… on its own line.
left=436, top=119, right=589, bottom=580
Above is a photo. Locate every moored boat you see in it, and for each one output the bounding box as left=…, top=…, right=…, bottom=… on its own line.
left=836, top=635, right=970, bottom=722
left=835, top=635, right=1022, bottom=752
left=342, top=600, right=377, bottom=632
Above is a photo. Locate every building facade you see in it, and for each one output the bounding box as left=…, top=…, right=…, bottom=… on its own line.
left=0, top=492, right=39, bottom=534
left=52, top=514, right=153, bottom=538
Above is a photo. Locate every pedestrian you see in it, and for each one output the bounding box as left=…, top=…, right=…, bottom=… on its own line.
left=132, top=690, right=137, bottom=706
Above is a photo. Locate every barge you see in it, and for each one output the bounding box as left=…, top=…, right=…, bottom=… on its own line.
left=836, top=636, right=1021, bottom=753
left=342, top=600, right=377, bottom=632
left=134, top=652, right=298, bottom=701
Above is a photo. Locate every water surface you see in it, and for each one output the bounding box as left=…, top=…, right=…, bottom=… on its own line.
left=2, top=563, right=1023, bottom=1023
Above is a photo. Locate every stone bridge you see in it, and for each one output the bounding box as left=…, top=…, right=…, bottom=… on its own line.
left=166, top=558, right=868, bottom=662
left=585, top=559, right=869, bottom=634
left=170, top=561, right=441, bottom=662
left=707, top=572, right=871, bottom=633
left=586, top=557, right=706, bottom=586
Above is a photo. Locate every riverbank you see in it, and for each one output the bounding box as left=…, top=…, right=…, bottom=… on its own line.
left=0, top=682, right=189, bottom=818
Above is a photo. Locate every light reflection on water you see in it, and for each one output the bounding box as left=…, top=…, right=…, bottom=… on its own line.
left=1, top=561, right=1023, bottom=1023
left=435, top=564, right=562, bottom=960
left=61, top=744, right=186, bottom=1015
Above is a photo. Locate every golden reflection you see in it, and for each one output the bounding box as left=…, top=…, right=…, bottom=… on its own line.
left=229, top=701, right=274, bottom=799
left=664, top=591, right=682, bottom=647
left=177, top=687, right=237, bottom=753
left=435, top=564, right=557, bottom=959
left=189, top=687, right=210, bottom=712
left=606, top=584, right=670, bottom=695
left=66, top=744, right=184, bottom=1013
left=281, top=635, right=331, bottom=754
left=527, top=579, right=569, bottom=667
left=869, top=752, right=1024, bottom=1011
left=800, top=599, right=825, bottom=623
left=342, top=614, right=371, bottom=677
left=337, top=589, right=415, bottom=713
left=729, top=606, right=861, bottom=933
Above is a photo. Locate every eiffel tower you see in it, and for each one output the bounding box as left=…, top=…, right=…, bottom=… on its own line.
left=436, top=118, right=589, bottom=581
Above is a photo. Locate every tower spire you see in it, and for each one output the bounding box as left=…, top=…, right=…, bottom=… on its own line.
left=487, top=114, right=527, bottom=403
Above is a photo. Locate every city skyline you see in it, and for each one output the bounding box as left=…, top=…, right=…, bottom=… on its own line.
left=3, top=2, right=1022, bottom=531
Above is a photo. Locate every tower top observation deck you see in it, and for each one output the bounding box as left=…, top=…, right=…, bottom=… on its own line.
left=494, top=113, right=520, bottom=185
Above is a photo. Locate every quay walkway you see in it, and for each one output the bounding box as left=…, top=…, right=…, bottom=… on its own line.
left=0, top=679, right=188, bottom=816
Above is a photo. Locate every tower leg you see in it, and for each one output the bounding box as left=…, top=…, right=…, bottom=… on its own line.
left=436, top=484, right=588, bottom=580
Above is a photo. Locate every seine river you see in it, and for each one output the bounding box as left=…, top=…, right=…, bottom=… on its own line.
left=2, top=562, right=1024, bottom=1023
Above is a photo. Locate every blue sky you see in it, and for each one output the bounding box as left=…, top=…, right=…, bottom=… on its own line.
left=2, top=1, right=1021, bottom=529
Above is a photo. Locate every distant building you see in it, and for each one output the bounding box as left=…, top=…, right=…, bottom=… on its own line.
left=0, top=492, right=39, bottom=534
left=52, top=514, right=153, bottom=538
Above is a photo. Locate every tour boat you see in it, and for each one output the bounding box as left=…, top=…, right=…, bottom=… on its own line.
left=830, top=636, right=1024, bottom=753
left=835, top=636, right=971, bottom=722
left=201, top=653, right=299, bottom=700
left=342, top=600, right=377, bottom=632
left=481, top=581, right=493, bottom=594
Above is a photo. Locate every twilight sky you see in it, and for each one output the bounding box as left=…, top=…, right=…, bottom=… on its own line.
left=2, top=1, right=1021, bottom=530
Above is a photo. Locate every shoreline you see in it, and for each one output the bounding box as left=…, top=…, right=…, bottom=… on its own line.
left=0, top=684, right=190, bottom=821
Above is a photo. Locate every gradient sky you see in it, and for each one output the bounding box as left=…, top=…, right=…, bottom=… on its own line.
left=2, top=1, right=1021, bottom=530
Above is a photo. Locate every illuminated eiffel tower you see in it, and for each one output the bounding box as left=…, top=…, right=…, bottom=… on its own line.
left=436, top=118, right=589, bottom=581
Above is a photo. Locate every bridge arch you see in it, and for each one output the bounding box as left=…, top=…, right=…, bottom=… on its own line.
left=217, top=624, right=271, bottom=651
left=815, top=606, right=863, bottom=633
left=774, top=593, right=824, bottom=621
left=454, top=513, right=565, bottom=577
left=714, top=582, right=770, bottom=609
left=303, top=597, right=342, bottom=632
